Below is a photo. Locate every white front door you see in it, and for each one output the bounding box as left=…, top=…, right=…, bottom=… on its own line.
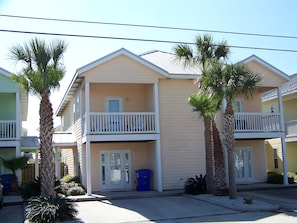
left=235, top=147, right=252, bottom=183
left=105, top=97, right=123, bottom=131
left=100, top=150, right=131, bottom=190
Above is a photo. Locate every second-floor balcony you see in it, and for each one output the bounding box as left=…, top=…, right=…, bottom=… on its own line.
left=0, top=120, right=17, bottom=140
left=234, top=112, right=281, bottom=133
left=83, top=112, right=156, bottom=135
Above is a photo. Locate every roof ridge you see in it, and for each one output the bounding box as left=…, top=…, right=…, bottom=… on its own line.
left=140, top=50, right=174, bottom=56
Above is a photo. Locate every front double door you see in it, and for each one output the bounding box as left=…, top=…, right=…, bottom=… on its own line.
left=100, top=150, right=132, bottom=190
left=235, top=147, right=252, bottom=183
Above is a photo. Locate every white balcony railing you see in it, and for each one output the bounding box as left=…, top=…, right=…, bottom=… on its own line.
left=285, top=119, right=297, bottom=136
left=234, top=112, right=281, bottom=132
left=0, top=120, right=17, bottom=140
left=83, top=112, right=156, bottom=134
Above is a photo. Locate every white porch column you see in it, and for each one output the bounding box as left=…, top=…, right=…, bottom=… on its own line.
left=155, top=138, right=163, bottom=192
left=85, top=82, right=90, bottom=135
left=278, top=87, right=288, bottom=185
left=15, top=92, right=20, bottom=139
left=153, top=83, right=160, bottom=133
left=15, top=142, right=21, bottom=183
left=35, top=149, right=39, bottom=178
left=55, top=147, right=61, bottom=179
left=86, top=139, right=92, bottom=195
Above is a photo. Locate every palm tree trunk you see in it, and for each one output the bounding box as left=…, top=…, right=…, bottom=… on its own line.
left=204, top=116, right=215, bottom=194
left=212, top=121, right=227, bottom=194
left=224, top=102, right=237, bottom=199
left=39, top=91, right=55, bottom=198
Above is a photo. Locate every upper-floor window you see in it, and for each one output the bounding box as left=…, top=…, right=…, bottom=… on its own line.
left=232, top=99, right=243, bottom=112
left=73, top=95, right=80, bottom=122
left=273, top=148, right=278, bottom=169
left=270, top=105, right=275, bottom=113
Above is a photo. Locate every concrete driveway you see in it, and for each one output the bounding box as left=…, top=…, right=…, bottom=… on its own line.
left=1, top=187, right=297, bottom=223
left=238, top=187, right=297, bottom=211
left=74, top=195, right=297, bottom=223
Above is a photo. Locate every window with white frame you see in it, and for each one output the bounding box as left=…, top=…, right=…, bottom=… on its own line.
left=273, top=148, right=278, bottom=169
left=270, top=104, right=275, bottom=113
left=232, top=99, right=243, bottom=112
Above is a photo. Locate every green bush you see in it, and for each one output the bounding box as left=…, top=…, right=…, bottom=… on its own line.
left=67, top=185, right=86, bottom=196
left=21, top=177, right=41, bottom=200
left=267, top=171, right=295, bottom=184
left=58, top=181, right=85, bottom=196
left=21, top=177, right=61, bottom=200
left=60, top=175, right=81, bottom=184
left=184, top=174, right=206, bottom=195
left=25, top=196, right=77, bottom=223
left=287, top=172, right=297, bottom=182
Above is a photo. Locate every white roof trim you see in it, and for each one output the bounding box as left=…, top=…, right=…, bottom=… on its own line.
left=239, top=55, right=289, bottom=81
left=76, top=48, right=169, bottom=77
left=0, top=67, right=10, bottom=76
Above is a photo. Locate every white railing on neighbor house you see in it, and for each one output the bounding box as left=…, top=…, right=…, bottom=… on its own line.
left=0, top=120, right=17, bottom=140
left=285, top=119, right=297, bottom=136
left=83, top=112, right=156, bottom=134
left=234, top=112, right=281, bottom=132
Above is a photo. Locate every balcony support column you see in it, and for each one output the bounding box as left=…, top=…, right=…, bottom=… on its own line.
left=155, top=137, right=163, bottom=192
left=153, top=84, right=160, bottom=133
left=86, top=139, right=92, bottom=195
left=55, top=147, right=61, bottom=179
left=278, top=87, right=288, bottom=185
left=85, top=82, right=90, bottom=135
left=35, top=149, right=39, bottom=178
left=16, top=92, right=20, bottom=139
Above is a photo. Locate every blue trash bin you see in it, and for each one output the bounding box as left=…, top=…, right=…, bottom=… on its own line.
left=135, top=169, right=151, bottom=191
left=1, top=174, right=13, bottom=194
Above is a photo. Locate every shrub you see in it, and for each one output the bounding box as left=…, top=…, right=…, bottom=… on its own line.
left=21, top=177, right=61, bottom=200
left=287, top=172, right=297, bottom=183
left=25, top=196, right=77, bottom=223
left=67, top=185, right=86, bottom=196
left=267, top=172, right=283, bottom=184
left=21, top=177, right=41, bottom=200
left=184, top=174, right=206, bottom=195
left=60, top=175, right=81, bottom=184
left=267, top=171, right=295, bottom=184
left=58, top=181, right=85, bottom=196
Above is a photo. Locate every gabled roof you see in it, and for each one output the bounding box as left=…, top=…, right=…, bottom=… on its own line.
left=56, top=48, right=200, bottom=116
left=0, top=67, right=10, bottom=76
left=239, top=55, right=289, bottom=81
left=262, top=73, right=297, bottom=101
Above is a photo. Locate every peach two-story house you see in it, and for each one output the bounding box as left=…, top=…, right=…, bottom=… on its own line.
left=262, top=73, right=297, bottom=175
left=0, top=67, right=39, bottom=185
left=55, top=49, right=289, bottom=195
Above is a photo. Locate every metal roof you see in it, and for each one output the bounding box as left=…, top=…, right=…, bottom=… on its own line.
left=262, top=73, right=297, bottom=101
left=52, top=132, right=76, bottom=147
left=140, top=50, right=201, bottom=76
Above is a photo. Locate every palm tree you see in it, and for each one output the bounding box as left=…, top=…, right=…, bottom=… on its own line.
left=202, top=62, right=261, bottom=199
left=0, top=156, right=29, bottom=193
left=174, top=34, right=229, bottom=193
left=188, top=92, right=226, bottom=193
left=9, top=38, right=67, bottom=198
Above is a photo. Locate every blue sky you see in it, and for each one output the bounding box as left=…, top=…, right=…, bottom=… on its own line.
left=0, top=0, right=297, bottom=135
